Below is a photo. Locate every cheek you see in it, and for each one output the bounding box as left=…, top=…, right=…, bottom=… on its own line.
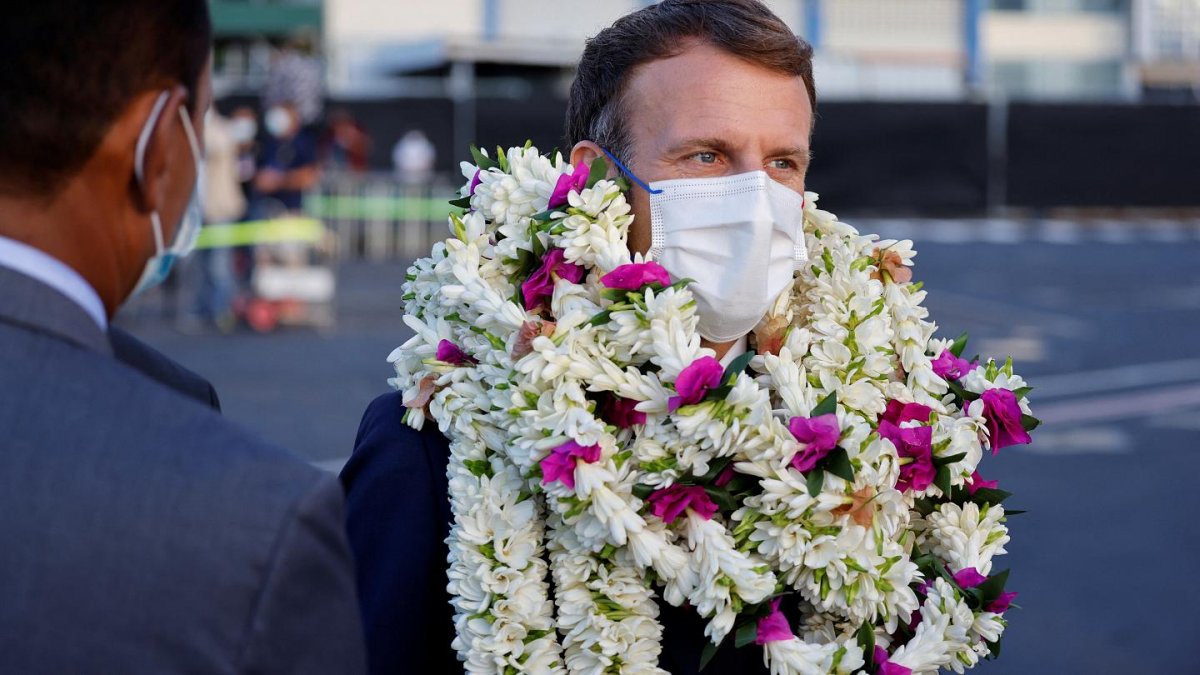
left=627, top=190, right=652, bottom=256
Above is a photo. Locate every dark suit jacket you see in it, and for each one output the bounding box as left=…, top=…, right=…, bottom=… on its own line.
left=109, top=325, right=221, bottom=411
left=342, top=391, right=771, bottom=674
left=0, top=265, right=366, bottom=674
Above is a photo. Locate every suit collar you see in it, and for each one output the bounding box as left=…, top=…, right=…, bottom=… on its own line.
left=0, top=264, right=113, bottom=356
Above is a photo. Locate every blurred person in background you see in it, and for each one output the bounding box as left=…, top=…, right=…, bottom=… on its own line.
left=322, top=108, right=371, bottom=174
left=256, top=101, right=319, bottom=216
left=228, top=105, right=261, bottom=294
left=183, top=110, right=245, bottom=333
left=392, top=128, right=435, bottom=185
left=0, top=2, right=365, bottom=671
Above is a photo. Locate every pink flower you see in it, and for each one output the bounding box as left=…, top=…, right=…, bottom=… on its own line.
left=979, top=388, right=1032, bottom=453
left=600, top=261, right=672, bottom=290
left=754, top=598, right=794, bottom=645
left=881, top=399, right=933, bottom=426
left=436, top=339, right=477, bottom=365
left=952, top=567, right=988, bottom=589
left=878, top=420, right=935, bottom=492
left=539, top=440, right=601, bottom=490
left=986, top=590, right=1018, bottom=613
left=873, top=647, right=913, bottom=675
left=522, top=248, right=585, bottom=313
left=787, top=414, right=841, bottom=473
left=646, top=484, right=717, bottom=523
left=966, top=470, right=999, bottom=495
left=668, top=356, right=724, bottom=412
left=931, top=349, right=976, bottom=381
left=548, top=162, right=589, bottom=209
left=599, top=394, right=646, bottom=429
left=468, top=169, right=482, bottom=196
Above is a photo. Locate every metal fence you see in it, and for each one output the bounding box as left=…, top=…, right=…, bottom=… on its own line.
left=303, top=171, right=460, bottom=262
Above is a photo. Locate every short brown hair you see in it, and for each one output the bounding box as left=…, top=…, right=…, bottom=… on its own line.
left=565, top=0, right=816, bottom=163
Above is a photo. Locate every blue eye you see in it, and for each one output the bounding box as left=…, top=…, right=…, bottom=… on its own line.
left=770, top=159, right=796, bottom=170
left=693, top=152, right=717, bottom=164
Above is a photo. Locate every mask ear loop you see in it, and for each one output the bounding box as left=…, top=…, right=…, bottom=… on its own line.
left=598, top=147, right=663, bottom=195
left=134, top=91, right=172, bottom=255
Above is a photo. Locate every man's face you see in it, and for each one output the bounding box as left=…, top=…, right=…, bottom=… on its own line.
left=618, top=41, right=813, bottom=255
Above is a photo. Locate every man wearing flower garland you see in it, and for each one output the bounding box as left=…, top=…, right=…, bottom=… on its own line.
left=343, top=1, right=817, bottom=672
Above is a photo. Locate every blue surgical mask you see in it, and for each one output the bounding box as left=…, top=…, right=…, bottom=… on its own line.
left=130, top=91, right=205, bottom=298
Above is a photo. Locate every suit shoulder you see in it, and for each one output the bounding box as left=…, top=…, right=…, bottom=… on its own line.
left=340, top=391, right=449, bottom=490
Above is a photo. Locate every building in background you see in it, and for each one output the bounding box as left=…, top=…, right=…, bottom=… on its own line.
left=209, top=0, right=324, bottom=98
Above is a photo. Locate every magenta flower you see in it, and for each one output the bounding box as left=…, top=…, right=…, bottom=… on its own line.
left=539, top=439, right=601, bottom=490
left=952, top=567, right=988, bottom=589
left=754, top=598, right=794, bottom=645
left=436, top=339, right=477, bottom=366
left=881, top=399, right=933, bottom=426
left=548, top=162, right=589, bottom=209
left=931, top=349, right=976, bottom=381
left=966, top=470, right=999, bottom=495
left=522, top=248, right=585, bottom=312
left=646, top=484, right=718, bottom=524
left=668, top=356, right=724, bottom=412
left=986, top=590, right=1018, bottom=613
left=600, top=394, right=646, bottom=429
left=600, top=261, right=672, bottom=291
left=979, top=388, right=1032, bottom=453
left=787, top=414, right=841, bottom=473
left=468, top=169, right=482, bottom=196
left=878, top=420, right=935, bottom=492
left=714, top=465, right=737, bottom=487
left=873, top=647, right=913, bottom=675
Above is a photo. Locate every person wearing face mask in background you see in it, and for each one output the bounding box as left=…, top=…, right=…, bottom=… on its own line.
left=339, top=1, right=815, bottom=673
left=255, top=101, right=320, bottom=218
left=0, top=2, right=366, bottom=671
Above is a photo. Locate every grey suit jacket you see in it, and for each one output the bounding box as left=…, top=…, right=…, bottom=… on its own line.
left=0, top=265, right=366, bottom=674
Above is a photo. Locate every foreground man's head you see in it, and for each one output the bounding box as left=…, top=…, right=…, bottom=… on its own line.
left=0, top=0, right=213, bottom=316
left=566, top=0, right=816, bottom=257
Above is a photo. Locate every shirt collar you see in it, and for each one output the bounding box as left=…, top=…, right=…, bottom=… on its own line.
left=0, top=235, right=108, bottom=331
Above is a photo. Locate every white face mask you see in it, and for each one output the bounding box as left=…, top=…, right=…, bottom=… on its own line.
left=229, top=116, right=257, bottom=144
left=645, top=171, right=807, bottom=341
left=264, top=106, right=292, bottom=138
left=131, top=91, right=205, bottom=298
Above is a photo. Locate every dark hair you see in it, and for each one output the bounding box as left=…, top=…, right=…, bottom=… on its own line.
left=0, top=0, right=211, bottom=196
left=566, top=0, right=815, bottom=164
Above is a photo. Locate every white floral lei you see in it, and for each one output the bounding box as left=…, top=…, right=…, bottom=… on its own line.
left=388, top=144, right=1037, bottom=675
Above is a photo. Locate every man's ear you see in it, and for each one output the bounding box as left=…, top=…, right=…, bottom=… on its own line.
left=132, top=85, right=190, bottom=216
left=569, top=141, right=617, bottom=178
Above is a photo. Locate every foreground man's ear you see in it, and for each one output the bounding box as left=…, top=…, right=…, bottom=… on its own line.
left=569, top=141, right=616, bottom=177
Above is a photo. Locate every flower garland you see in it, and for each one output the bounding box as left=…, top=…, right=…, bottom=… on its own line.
left=388, top=144, right=1038, bottom=674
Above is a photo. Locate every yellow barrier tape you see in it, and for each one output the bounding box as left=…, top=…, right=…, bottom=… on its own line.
left=194, top=217, right=327, bottom=249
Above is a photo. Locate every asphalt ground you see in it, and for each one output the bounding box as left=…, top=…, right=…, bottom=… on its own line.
left=117, top=219, right=1200, bottom=674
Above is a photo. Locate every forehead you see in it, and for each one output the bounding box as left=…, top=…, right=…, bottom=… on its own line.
left=623, top=42, right=812, bottom=152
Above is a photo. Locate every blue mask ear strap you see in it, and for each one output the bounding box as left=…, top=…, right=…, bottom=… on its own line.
left=599, top=147, right=663, bottom=195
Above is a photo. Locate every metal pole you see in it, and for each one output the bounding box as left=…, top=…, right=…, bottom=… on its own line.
left=802, top=0, right=822, bottom=49
left=964, top=0, right=984, bottom=97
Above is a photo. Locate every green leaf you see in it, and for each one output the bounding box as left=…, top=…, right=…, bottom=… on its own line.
left=448, top=195, right=472, bottom=209
left=968, top=487, right=1012, bottom=506
left=932, top=451, right=967, bottom=467
left=470, top=145, right=499, bottom=171
left=496, top=145, right=508, bottom=172
left=975, top=569, right=1010, bottom=608
left=601, top=287, right=630, bottom=302
left=806, top=470, right=825, bottom=497
left=585, top=155, right=609, bottom=189
left=912, top=497, right=936, bottom=517
left=946, top=380, right=979, bottom=402
left=720, top=350, right=757, bottom=387
left=823, top=446, right=855, bottom=482
left=697, top=458, right=734, bottom=484
left=698, top=640, right=721, bottom=671
left=734, top=621, right=759, bottom=648
left=703, top=485, right=739, bottom=512
left=1004, top=509, right=1028, bottom=516
left=531, top=209, right=556, bottom=222
left=810, top=391, right=838, bottom=418
left=934, top=464, right=952, bottom=496
left=857, top=622, right=876, bottom=668
left=949, top=331, right=969, bottom=358
left=1012, top=386, right=1033, bottom=399
left=986, top=638, right=1002, bottom=659
left=588, top=310, right=612, bottom=326
left=1020, top=414, right=1041, bottom=432
left=632, top=483, right=655, bottom=500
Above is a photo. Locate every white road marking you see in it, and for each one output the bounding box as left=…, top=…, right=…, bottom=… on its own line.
left=1033, top=383, right=1200, bottom=426
left=1038, top=219, right=1083, bottom=244
left=1019, top=426, right=1131, bottom=455
left=977, top=218, right=1025, bottom=244
left=1031, top=357, right=1200, bottom=400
